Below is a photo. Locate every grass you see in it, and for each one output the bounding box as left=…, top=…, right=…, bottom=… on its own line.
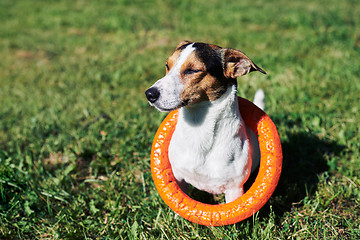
left=0, top=0, right=359, bottom=238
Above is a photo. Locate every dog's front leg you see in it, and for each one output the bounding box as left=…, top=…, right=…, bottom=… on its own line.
left=225, top=187, right=244, bottom=203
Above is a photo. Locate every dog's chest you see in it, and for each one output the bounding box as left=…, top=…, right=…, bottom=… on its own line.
left=168, top=88, right=252, bottom=194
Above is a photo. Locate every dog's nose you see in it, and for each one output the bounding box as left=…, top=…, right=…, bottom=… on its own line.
left=145, top=87, right=160, bottom=103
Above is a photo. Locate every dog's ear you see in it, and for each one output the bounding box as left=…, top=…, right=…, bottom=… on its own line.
left=175, top=40, right=193, bottom=50
left=221, top=48, right=266, bottom=78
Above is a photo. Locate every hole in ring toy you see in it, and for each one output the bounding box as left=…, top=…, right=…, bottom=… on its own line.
left=151, top=97, right=283, bottom=226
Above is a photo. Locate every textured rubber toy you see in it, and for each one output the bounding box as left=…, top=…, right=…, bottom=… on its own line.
left=151, top=97, right=282, bottom=226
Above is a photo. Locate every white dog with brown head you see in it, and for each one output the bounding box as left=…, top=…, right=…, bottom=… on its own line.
left=145, top=41, right=265, bottom=203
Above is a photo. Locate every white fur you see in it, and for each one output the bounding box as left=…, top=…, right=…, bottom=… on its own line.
left=169, top=85, right=260, bottom=203
left=254, top=89, right=265, bottom=110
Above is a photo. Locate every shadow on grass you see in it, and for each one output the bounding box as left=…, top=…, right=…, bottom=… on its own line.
left=246, top=130, right=345, bottom=219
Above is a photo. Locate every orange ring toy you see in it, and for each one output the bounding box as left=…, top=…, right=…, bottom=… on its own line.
left=151, top=97, right=282, bottom=226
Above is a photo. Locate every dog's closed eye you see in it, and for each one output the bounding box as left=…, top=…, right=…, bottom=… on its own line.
left=183, top=69, right=202, bottom=75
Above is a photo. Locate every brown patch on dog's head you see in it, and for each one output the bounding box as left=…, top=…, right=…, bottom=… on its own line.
left=179, top=44, right=231, bottom=104
left=164, top=41, right=266, bottom=107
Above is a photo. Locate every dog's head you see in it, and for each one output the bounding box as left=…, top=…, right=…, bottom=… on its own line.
left=145, top=41, right=265, bottom=112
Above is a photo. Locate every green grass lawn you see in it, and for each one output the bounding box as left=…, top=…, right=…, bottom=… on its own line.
left=0, top=0, right=359, bottom=238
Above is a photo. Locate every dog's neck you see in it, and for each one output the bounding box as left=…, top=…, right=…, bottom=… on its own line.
left=179, top=84, right=242, bottom=126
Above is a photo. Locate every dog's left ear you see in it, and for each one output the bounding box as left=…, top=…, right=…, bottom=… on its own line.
left=221, top=48, right=266, bottom=78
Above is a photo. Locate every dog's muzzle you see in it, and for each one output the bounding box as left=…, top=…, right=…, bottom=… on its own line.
left=145, top=87, right=160, bottom=103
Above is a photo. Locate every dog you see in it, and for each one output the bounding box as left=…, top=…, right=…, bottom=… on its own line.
left=145, top=41, right=266, bottom=203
